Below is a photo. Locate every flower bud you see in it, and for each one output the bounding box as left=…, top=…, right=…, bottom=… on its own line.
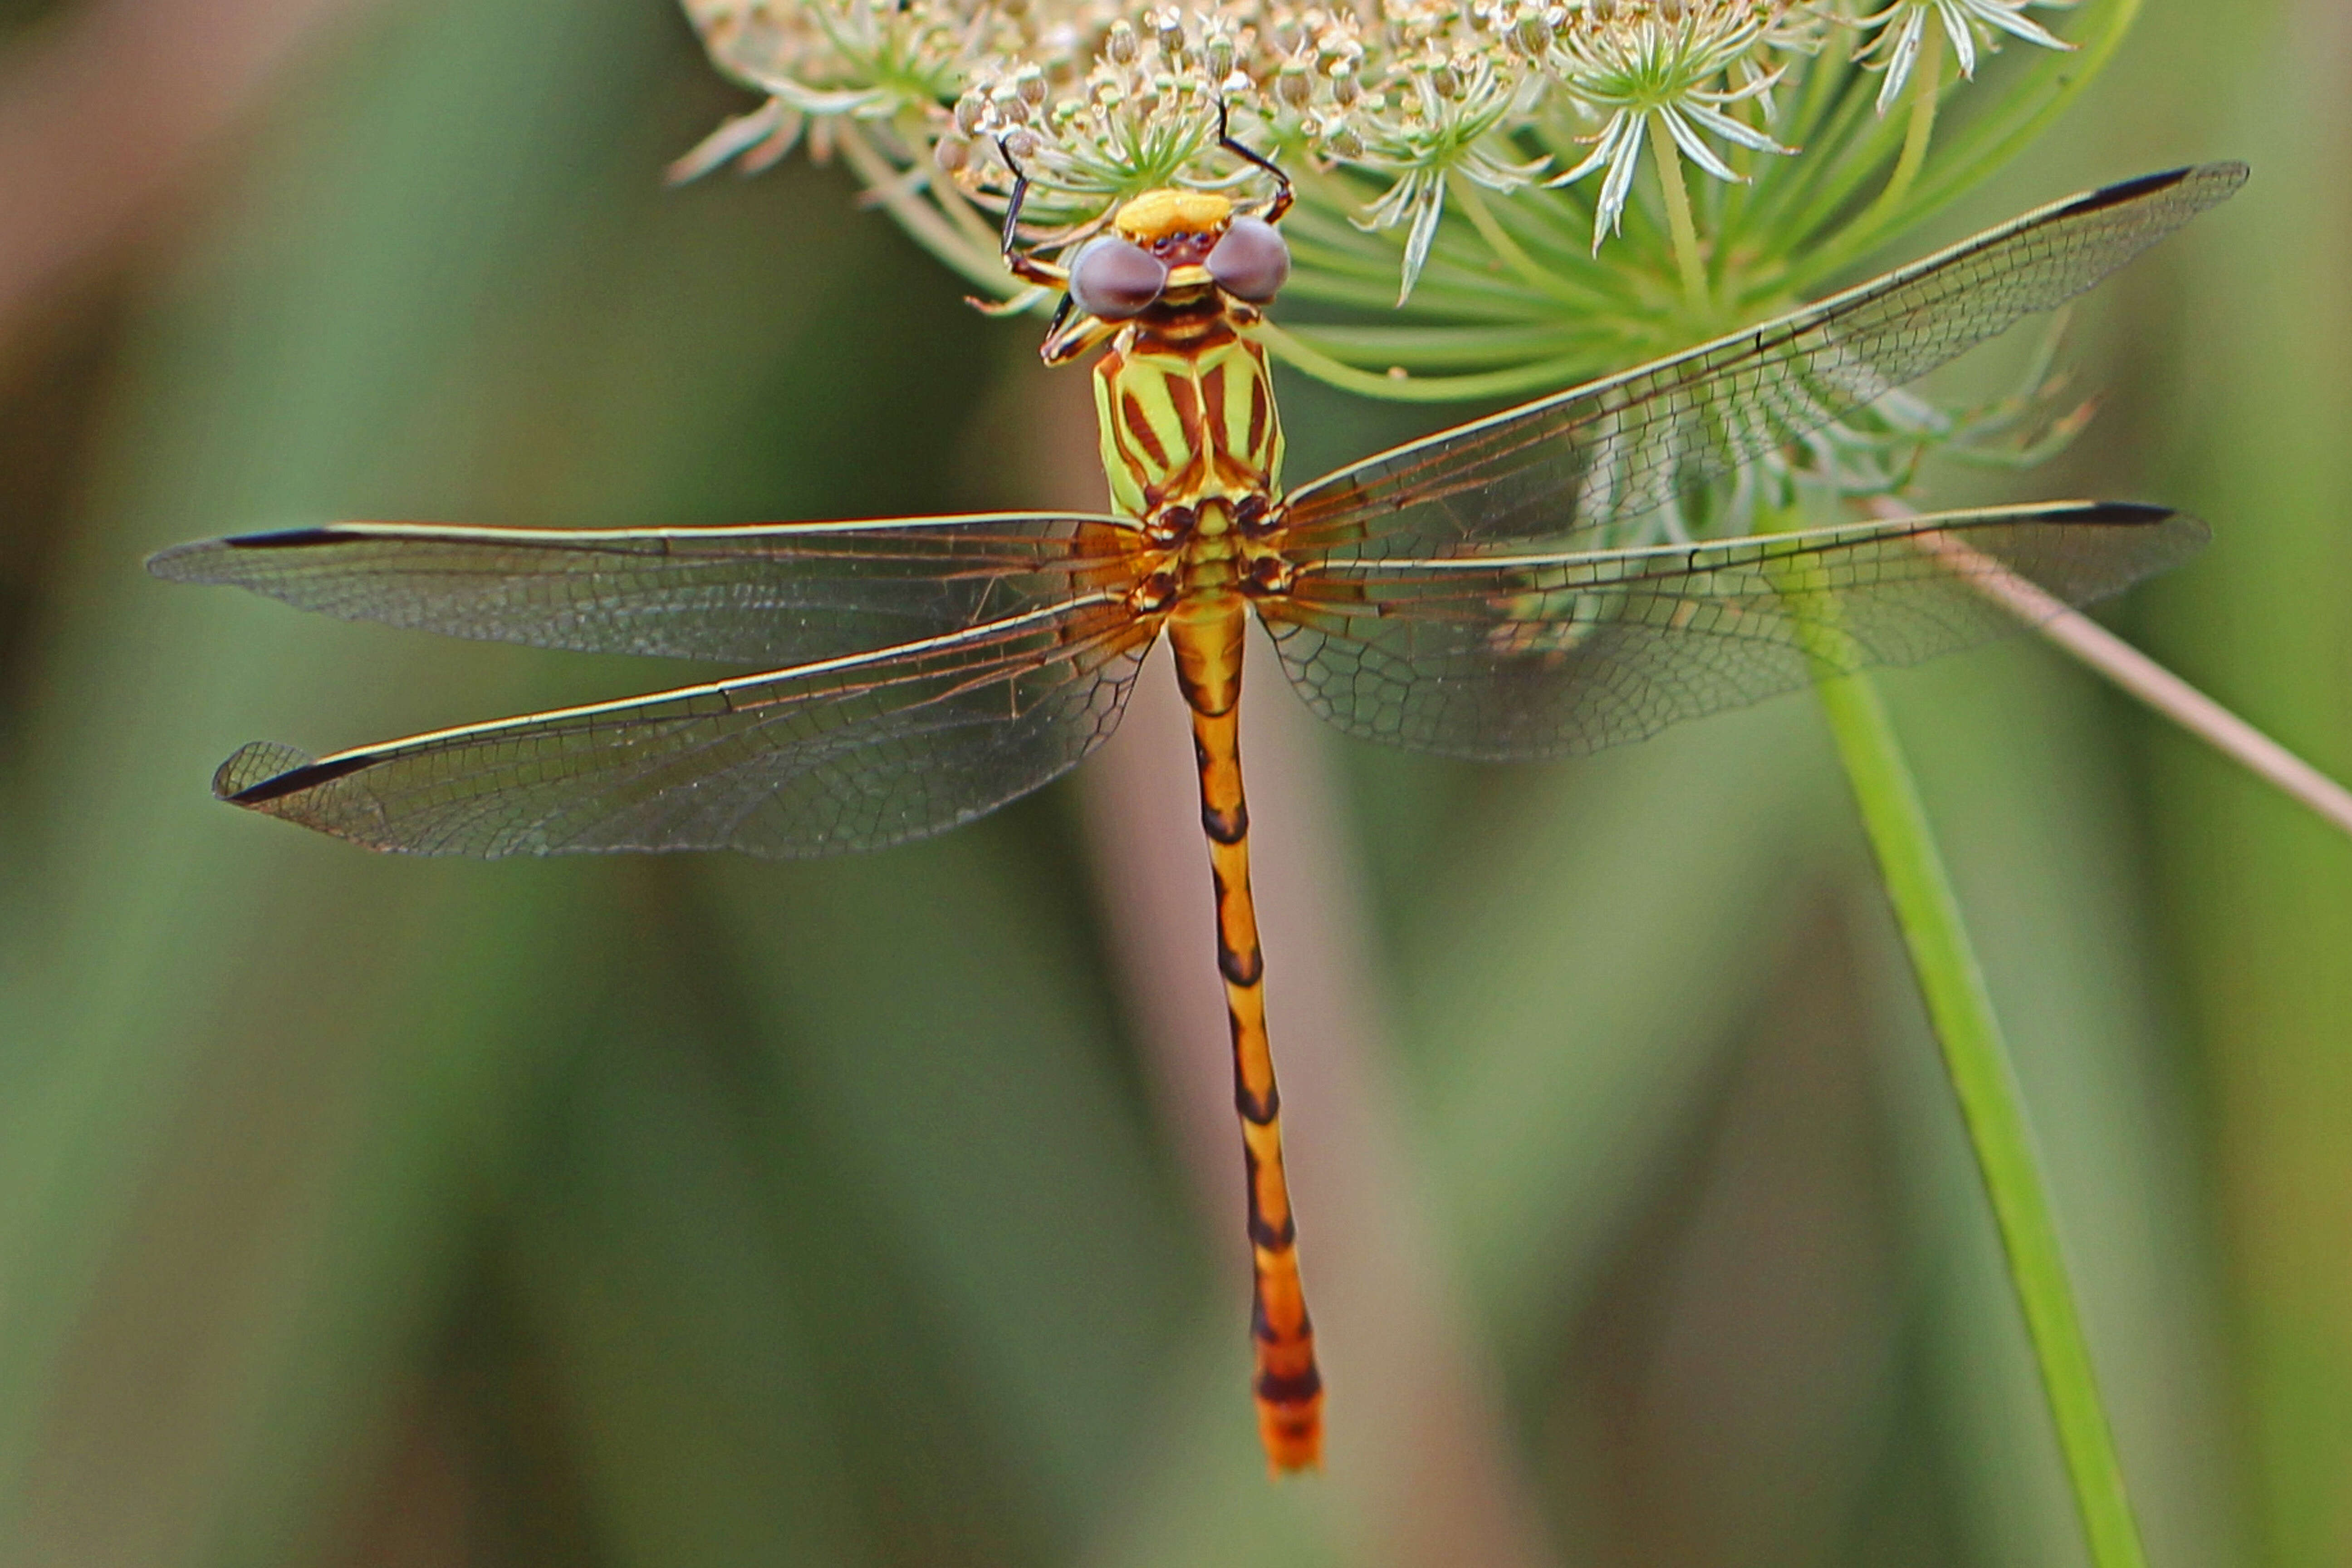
left=1277, top=61, right=1313, bottom=107
left=1107, top=20, right=1138, bottom=63
left=1324, top=122, right=1364, bottom=158
left=1015, top=66, right=1046, bottom=105
left=1206, top=32, right=1235, bottom=76
left=1331, top=63, right=1360, bottom=106
left=934, top=134, right=968, bottom=173
left=1002, top=126, right=1041, bottom=162
left=956, top=90, right=988, bottom=135
left=1512, top=11, right=1552, bottom=56
left=1151, top=9, right=1185, bottom=59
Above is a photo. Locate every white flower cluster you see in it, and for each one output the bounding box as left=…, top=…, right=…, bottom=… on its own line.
left=677, top=0, right=2074, bottom=301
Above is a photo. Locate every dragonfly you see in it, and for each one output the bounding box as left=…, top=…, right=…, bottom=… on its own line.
left=150, top=140, right=2245, bottom=1474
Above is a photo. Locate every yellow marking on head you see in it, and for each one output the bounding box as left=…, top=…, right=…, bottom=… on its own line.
left=1114, top=189, right=1233, bottom=242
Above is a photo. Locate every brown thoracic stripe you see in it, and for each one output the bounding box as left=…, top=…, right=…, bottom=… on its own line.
left=1201, top=360, right=1227, bottom=448
left=1120, top=390, right=1170, bottom=470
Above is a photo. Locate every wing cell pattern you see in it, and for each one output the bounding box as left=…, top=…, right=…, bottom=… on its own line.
left=1263, top=504, right=2206, bottom=760
left=1281, top=165, right=2246, bottom=560
left=214, top=598, right=1154, bottom=858
left=148, top=514, right=1142, bottom=664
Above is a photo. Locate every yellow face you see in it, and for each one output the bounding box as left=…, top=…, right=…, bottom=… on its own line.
left=1111, top=189, right=1234, bottom=244
left=1053, top=185, right=1284, bottom=348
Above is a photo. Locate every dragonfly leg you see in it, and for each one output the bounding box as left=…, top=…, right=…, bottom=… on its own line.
left=1215, top=98, right=1292, bottom=223
left=995, top=143, right=1070, bottom=289
left=1170, top=603, right=1323, bottom=1473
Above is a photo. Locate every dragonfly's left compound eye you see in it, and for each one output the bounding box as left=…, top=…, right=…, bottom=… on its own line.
left=1069, top=237, right=1170, bottom=320
left=1205, top=216, right=1289, bottom=303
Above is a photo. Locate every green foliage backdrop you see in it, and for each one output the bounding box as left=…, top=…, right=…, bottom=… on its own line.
left=0, top=1, right=2343, bottom=1565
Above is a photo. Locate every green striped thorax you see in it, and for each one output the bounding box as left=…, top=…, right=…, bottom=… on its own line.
left=1048, top=187, right=1294, bottom=610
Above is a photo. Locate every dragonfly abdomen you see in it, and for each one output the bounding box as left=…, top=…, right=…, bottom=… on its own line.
left=1101, top=296, right=1323, bottom=1470
left=1167, top=593, right=1325, bottom=1473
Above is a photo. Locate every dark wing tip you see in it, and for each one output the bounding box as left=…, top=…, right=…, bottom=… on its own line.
left=214, top=740, right=351, bottom=804
left=2028, top=500, right=2212, bottom=573
left=2073, top=162, right=2250, bottom=216
left=2070, top=500, right=2210, bottom=548
left=148, top=526, right=353, bottom=582
left=2064, top=500, right=2176, bottom=525
left=222, top=526, right=349, bottom=549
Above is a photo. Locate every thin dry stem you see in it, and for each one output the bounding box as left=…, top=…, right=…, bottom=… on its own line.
left=1879, top=498, right=2352, bottom=838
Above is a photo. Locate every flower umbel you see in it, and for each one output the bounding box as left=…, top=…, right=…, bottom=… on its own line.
left=1346, top=55, right=1550, bottom=302
left=676, top=0, right=2132, bottom=407
left=1545, top=1, right=1796, bottom=252
left=1854, top=0, right=2076, bottom=113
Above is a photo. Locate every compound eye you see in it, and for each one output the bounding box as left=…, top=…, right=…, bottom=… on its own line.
left=1068, top=237, right=1169, bottom=319
left=1205, top=216, right=1290, bottom=303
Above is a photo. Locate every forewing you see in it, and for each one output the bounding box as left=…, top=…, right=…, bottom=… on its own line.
left=148, top=514, right=1142, bottom=664
left=1263, top=503, right=2205, bottom=761
left=211, top=597, right=1154, bottom=857
left=1282, top=165, right=2246, bottom=560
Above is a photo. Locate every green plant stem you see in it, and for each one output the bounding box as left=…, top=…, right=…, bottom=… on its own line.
left=1254, top=319, right=1598, bottom=402
left=1651, top=122, right=1709, bottom=310
left=1450, top=175, right=1607, bottom=307
left=1813, top=666, right=2149, bottom=1568
left=1868, top=20, right=1945, bottom=223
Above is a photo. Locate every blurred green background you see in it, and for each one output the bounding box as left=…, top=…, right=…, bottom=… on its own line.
left=0, top=1, right=2344, bottom=1565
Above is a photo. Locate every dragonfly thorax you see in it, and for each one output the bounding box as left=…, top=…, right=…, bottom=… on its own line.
left=1092, top=305, right=1285, bottom=530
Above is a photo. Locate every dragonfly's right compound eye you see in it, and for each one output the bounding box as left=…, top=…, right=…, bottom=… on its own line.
left=1205, top=216, right=1289, bottom=303
left=1069, top=236, right=1170, bottom=320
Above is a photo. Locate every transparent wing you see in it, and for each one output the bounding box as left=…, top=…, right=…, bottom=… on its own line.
left=1281, top=165, right=2246, bottom=561
left=148, top=513, right=1143, bottom=664
left=1263, top=503, right=2205, bottom=761
left=211, top=596, right=1156, bottom=858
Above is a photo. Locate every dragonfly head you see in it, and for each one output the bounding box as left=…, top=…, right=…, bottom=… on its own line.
left=1065, top=188, right=1290, bottom=323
